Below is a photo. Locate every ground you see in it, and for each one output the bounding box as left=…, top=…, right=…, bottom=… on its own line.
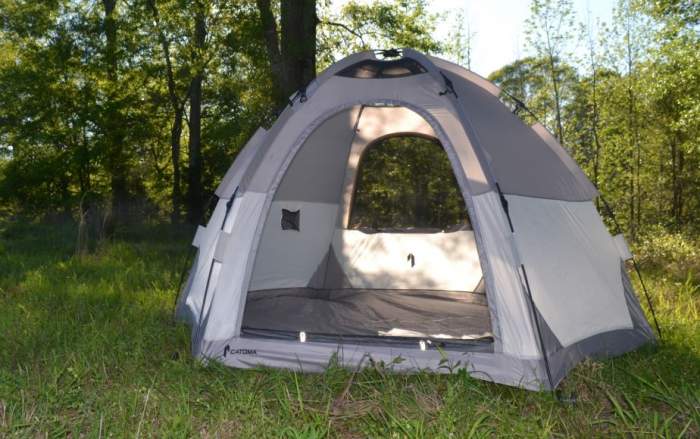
left=0, top=220, right=698, bottom=437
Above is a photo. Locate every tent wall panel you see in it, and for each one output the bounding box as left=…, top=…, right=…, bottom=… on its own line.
left=197, top=191, right=268, bottom=344
left=250, top=201, right=340, bottom=290
left=273, top=108, right=360, bottom=203
left=330, top=229, right=482, bottom=291
left=176, top=197, right=230, bottom=326
left=250, top=108, right=361, bottom=291
left=508, top=195, right=633, bottom=347
left=535, top=261, right=653, bottom=387
left=435, top=61, right=597, bottom=202
left=471, top=191, right=540, bottom=358
left=530, top=123, right=598, bottom=199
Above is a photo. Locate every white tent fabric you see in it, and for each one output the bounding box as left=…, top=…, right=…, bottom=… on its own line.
left=331, top=230, right=482, bottom=291
left=508, top=196, right=633, bottom=347
left=176, top=49, right=654, bottom=390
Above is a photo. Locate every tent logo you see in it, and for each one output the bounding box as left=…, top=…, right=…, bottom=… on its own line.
left=223, top=345, right=257, bottom=357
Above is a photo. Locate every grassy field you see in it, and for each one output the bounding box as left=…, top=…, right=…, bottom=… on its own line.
left=0, top=220, right=698, bottom=438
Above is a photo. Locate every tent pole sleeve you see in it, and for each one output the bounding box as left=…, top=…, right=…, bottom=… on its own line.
left=521, top=264, right=555, bottom=390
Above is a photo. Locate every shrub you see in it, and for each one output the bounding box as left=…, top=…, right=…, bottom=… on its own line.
left=634, top=226, right=700, bottom=278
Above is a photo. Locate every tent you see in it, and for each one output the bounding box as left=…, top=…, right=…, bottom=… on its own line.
left=176, top=49, right=655, bottom=390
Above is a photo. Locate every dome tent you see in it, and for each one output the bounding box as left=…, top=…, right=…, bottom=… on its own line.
left=176, top=49, right=655, bottom=390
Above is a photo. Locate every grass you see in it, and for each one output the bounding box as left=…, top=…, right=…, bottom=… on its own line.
left=0, top=220, right=698, bottom=437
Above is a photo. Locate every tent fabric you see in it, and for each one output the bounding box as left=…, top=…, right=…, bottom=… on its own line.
left=613, top=234, right=634, bottom=261
left=242, top=288, right=492, bottom=340
left=507, top=195, right=633, bottom=347
left=176, top=49, right=655, bottom=390
left=329, top=229, right=482, bottom=291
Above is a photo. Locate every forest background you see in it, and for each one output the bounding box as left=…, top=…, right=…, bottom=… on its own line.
left=1, top=0, right=698, bottom=244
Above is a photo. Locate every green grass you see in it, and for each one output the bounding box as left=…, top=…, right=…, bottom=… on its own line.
left=0, top=220, right=698, bottom=437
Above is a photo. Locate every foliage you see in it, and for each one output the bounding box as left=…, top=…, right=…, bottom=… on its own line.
left=0, top=0, right=444, bottom=225
left=490, top=0, right=700, bottom=239
left=0, top=221, right=698, bottom=436
left=317, top=0, right=443, bottom=69
left=635, top=226, right=699, bottom=277
left=350, top=136, right=467, bottom=230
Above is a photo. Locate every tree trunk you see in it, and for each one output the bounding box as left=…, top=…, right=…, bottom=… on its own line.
left=171, top=107, right=183, bottom=223
left=591, top=73, right=601, bottom=205
left=626, top=28, right=639, bottom=240
left=102, top=0, right=129, bottom=226
left=671, top=138, right=684, bottom=230
left=280, top=0, right=317, bottom=96
left=256, top=0, right=317, bottom=106
left=186, top=5, right=206, bottom=224
left=148, top=0, right=184, bottom=223
left=585, top=23, right=602, bottom=209
left=548, top=54, right=565, bottom=145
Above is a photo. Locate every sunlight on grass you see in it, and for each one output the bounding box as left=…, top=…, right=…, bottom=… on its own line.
left=1, top=221, right=698, bottom=437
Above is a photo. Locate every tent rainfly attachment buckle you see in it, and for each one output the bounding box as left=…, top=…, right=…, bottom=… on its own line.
left=376, top=48, right=402, bottom=58
left=288, top=86, right=308, bottom=107
left=438, top=72, right=458, bottom=98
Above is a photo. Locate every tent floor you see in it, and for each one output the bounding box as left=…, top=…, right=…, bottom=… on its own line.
left=242, top=288, right=493, bottom=345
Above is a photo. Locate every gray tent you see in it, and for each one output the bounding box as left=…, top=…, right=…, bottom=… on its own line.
left=176, top=49, right=654, bottom=390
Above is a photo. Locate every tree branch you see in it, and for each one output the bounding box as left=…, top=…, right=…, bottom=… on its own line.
left=321, top=20, right=366, bottom=47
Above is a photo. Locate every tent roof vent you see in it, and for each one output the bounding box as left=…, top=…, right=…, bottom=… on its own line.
left=336, top=57, right=427, bottom=79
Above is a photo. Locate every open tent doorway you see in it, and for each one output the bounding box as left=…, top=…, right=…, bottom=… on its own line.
left=349, top=134, right=471, bottom=232
left=241, top=109, right=492, bottom=347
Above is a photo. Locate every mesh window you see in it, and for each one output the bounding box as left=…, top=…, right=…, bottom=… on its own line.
left=349, top=136, right=470, bottom=231
left=336, top=58, right=427, bottom=79
left=281, top=209, right=300, bottom=231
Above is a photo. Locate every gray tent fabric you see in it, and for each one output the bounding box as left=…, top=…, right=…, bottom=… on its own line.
left=242, top=288, right=492, bottom=340
left=176, top=49, right=655, bottom=391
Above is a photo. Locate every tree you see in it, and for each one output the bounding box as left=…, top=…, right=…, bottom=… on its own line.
left=525, top=0, right=575, bottom=145
left=256, top=0, right=317, bottom=106
left=185, top=0, right=208, bottom=224
left=579, top=11, right=605, bottom=198
left=101, top=0, right=131, bottom=226
left=147, top=0, right=187, bottom=223
left=642, top=0, right=700, bottom=230
left=444, top=9, right=475, bottom=70
left=316, top=0, right=443, bottom=69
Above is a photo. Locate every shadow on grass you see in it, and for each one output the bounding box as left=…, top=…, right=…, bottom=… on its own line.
left=0, top=219, right=195, bottom=365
